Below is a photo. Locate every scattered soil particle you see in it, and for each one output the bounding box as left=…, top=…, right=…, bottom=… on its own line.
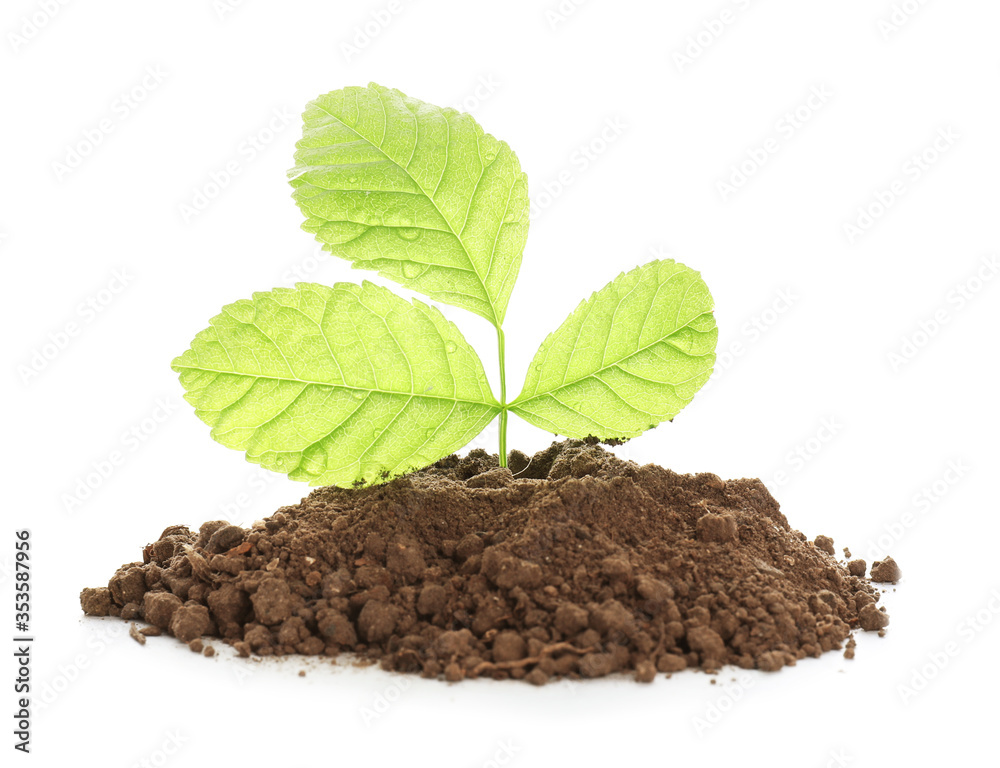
left=139, top=626, right=162, bottom=637
left=129, top=623, right=146, bottom=646
left=844, top=636, right=856, bottom=660
left=188, top=638, right=204, bottom=653
left=204, top=645, right=215, bottom=658
left=82, top=440, right=895, bottom=683
left=848, top=559, right=867, bottom=578
left=870, top=557, right=901, bottom=584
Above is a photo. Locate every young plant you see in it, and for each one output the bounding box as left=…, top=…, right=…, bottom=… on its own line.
left=172, top=84, right=718, bottom=487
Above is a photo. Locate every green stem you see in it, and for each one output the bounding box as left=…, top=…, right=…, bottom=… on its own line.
left=497, top=325, right=508, bottom=468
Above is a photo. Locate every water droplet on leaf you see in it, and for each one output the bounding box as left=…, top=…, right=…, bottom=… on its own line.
left=445, top=341, right=457, bottom=353
left=351, top=390, right=365, bottom=400
left=480, top=135, right=499, bottom=164
left=396, top=227, right=421, bottom=242
left=402, top=262, right=427, bottom=279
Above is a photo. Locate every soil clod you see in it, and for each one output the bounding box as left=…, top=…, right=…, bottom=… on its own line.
left=870, top=556, right=901, bottom=584
left=129, top=623, right=146, bottom=646
left=813, top=536, right=836, bottom=556
left=858, top=603, right=891, bottom=631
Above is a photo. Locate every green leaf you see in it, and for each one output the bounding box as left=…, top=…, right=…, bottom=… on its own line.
left=510, top=260, right=717, bottom=440
left=171, top=282, right=499, bottom=487
left=288, top=83, right=530, bottom=327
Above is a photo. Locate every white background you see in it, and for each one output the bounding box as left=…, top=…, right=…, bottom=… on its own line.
left=3, top=0, right=998, bottom=765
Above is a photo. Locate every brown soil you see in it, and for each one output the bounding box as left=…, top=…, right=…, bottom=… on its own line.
left=81, top=440, right=893, bottom=683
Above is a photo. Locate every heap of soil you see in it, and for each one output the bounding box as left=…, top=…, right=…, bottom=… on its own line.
left=81, top=440, right=894, bottom=684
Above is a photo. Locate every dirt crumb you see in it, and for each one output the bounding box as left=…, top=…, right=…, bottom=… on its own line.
left=129, top=623, right=146, bottom=646
left=142, top=592, right=182, bottom=630
left=695, top=512, right=738, bottom=544
left=844, top=636, right=856, bottom=660
left=80, top=587, right=113, bottom=617
left=859, top=604, right=890, bottom=631
left=813, top=536, right=835, bottom=556
left=81, top=439, right=895, bottom=683
left=170, top=604, right=212, bottom=643
left=871, top=557, right=901, bottom=583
